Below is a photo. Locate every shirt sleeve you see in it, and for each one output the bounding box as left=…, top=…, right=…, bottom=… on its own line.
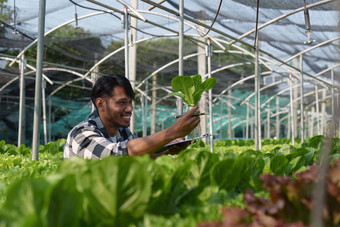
left=65, top=125, right=131, bottom=159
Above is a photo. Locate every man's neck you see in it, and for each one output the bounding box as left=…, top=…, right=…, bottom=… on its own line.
left=98, top=112, right=118, bottom=137
left=106, top=127, right=118, bottom=137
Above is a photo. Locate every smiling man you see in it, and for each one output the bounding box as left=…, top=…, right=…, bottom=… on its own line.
left=63, top=74, right=200, bottom=159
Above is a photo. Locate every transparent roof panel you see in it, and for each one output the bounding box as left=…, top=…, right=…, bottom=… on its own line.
left=1, top=0, right=339, bottom=85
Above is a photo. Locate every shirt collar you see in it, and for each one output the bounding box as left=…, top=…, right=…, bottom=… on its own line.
left=87, top=109, right=110, bottom=138
left=87, top=109, right=124, bottom=141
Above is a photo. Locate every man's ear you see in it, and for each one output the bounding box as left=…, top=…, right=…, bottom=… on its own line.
left=95, top=98, right=106, bottom=112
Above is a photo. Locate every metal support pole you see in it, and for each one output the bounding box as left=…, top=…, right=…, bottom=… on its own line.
left=124, top=7, right=130, bottom=79
left=309, top=106, right=315, bottom=137
left=287, top=112, right=291, bottom=139
left=246, top=103, right=249, bottom=139
left=177, top=0, right=184, bottom=115
left=254, top=36, right=261, bottom=150
left=42, top=79, right=47, bottom=144
left=207, top=39, right=214, bottom=153
left=18, top=54, right=26, bottom=146
left=32, top=0, right=46, bottom=160
left=250, top=107, right=254, bottom=139
left=315, top=85, right=320, bottom=135
left=219, top=99, right=223, bottom=139
left=143, top=83, right=148, bottom=136
left=289, top=74, right=295, bottom=146
left=228, top=89, right=232, bottom=138
left=91, top=53, right=99, bottom=113
left=151, top=74, right=157, bottom=134
left=338, top=89, right=340, bottom=136
left=276, top=96, right=280, bottom=138
left=48, top=96, right=51, bottom=142
left=300, top=54, right=304, bottom=143
left=331, top=69, right=335, bottom=137
left=129, top=0, right=138, bottom=134
left=293, top=59, right=299, bottom=138
left=198, top=14, right=207, bottom=139
left=321, top=90, right=326, bottom=135
left=267, top=104, right=270, bottom=138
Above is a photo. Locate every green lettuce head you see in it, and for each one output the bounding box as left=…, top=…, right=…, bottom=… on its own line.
left=170, top=74, right=216, bottom=106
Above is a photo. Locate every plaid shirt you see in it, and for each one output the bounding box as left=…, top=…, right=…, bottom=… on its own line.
left=63, top=109, right=137, bottom=159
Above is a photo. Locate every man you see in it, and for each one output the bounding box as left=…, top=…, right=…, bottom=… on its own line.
left=63, top=74, right=200, bottom=159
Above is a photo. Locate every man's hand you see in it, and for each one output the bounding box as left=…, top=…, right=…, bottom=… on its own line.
left=167, top=105, right=201, bottom=139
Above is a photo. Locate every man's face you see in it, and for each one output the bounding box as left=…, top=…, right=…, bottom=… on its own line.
left=99, top=85, right=133, bottom=131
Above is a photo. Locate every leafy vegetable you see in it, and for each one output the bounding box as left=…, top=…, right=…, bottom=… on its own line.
left=0, top=135, right=339, bottom=226
left=170, top=74, right=216, bottom=106
left=198, top=159, right=340, bottom=227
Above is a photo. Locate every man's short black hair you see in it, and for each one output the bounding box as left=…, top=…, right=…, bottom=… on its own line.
left=91, top=74, right=135, bottom=108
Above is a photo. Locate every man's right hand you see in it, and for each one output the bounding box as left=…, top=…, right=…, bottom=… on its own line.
left=168, top=105, right=201, bottom=139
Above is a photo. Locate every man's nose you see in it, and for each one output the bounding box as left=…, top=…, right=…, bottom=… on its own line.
left=125, top=103, right=133, bottom=112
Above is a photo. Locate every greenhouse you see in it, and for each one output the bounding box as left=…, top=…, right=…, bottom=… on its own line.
left=0, top=0, right=339, bottom=226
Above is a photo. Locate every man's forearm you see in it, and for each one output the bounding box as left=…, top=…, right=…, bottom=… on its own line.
left=127, top=105, right=200, bottom=156
left=126, top=128, right=175, bottom=156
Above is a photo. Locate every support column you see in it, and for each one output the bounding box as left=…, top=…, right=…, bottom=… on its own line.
left=299, top=54, right=304, bottom=143
left=48, top=96, right=51, bottom=142
left=266, top=104, right=270, bottom=138
left=275, top=96, right=280, bottom=138
left=142, top=83, right=148, bottom=136
left=151, top=74, right=157, bottom=134
left=219, top=99, right=223, bottom=139
left=198, top=13, right=207, bottom=140
left=250, top=105, right=254, bottom=139
left=123, top=7, right=129, bottom=79
left=331, top=69, right=335, bottom=137
left=18, top=54, right=26, bottom=146
left=321, top=90, right=326, bottom=135
left=228, top=88, right=232, bottom=139
left=91, top=53, right=99, bottom=112
left=32, top=0, right=46, bottom=160
left=177, top=0, right=184, bottom=115
left=315, top=85, right=320, bottom=135
left=293, top=59, right=298, bottom=138
left=246, top=103, right=249, bottom=139
left=254, top=36, right=261, bottom=150
left=289, top=74, right=295, bottom=145
left=309, top=106, right=315, bottom=137
left=42, top=79, right=47, bottom=144
left=287, top=113, right=291, bottom=139
left=337, top=89, right=340, bottom=136
left=207, top=39, right=214, bottom=152
left=129, top=0, right=138, bottom=134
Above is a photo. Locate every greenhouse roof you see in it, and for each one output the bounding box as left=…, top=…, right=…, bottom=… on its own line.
left=0, top=0, right=339, bottom=145
left=1, top=0, right=339, bottom=74
left=0, top=0, right=338, bottom=81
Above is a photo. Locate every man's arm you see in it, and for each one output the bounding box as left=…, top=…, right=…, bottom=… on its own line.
left=126, top=105, right=200, bottom=156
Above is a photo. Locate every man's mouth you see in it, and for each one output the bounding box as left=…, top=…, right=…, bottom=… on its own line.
left=122, top=115, right=131, bottom=122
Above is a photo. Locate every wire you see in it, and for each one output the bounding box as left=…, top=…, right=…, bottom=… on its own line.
left=69, top=0, right=168, bottom=38
left=253, top=0, right=260, bottom=48
left=69, top=0, right=105, bottom=13
left=0, top=19, right=34, bottom=40
left=203, top=0, right=223, bottom=36
left=74, top=4, right=78, bottom=27
left=13, top=0, right=17, bottom=34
